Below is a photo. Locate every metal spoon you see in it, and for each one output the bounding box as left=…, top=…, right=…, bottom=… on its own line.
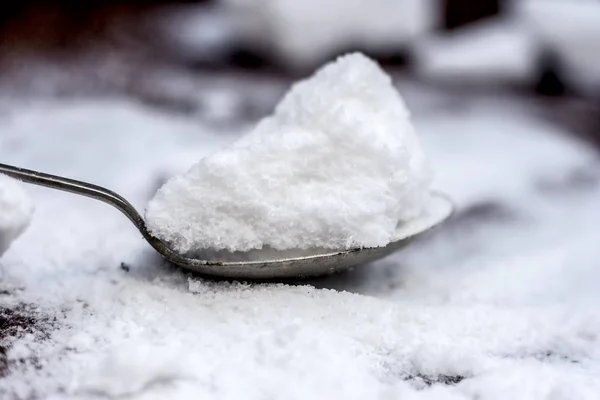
left=0, top=162, right=453, bottom=279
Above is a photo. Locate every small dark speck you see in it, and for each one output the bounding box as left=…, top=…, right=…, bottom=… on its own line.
left=120, top=262, right=130, bottom=272
left=405, top=373, right=466, bottom=387
left=505, top=349, right=582, bottom=364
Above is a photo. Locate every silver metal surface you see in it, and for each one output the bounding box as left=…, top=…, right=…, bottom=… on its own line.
left=0, top=162, right=453, bottom=279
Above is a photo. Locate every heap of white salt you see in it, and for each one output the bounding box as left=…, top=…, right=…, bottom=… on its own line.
left=146, top=52, right=433, bottom=253
left=0, top=174, right=34, bottom=256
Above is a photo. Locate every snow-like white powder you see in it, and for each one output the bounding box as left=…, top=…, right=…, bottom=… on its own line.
left=0, top=174, right=34, bottom=256
left=2, top=86, right=600, bottom=399
left=145, top=53, right=433, bottom=253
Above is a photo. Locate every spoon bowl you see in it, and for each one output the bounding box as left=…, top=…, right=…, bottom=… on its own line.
left=0, top=162, right=452, bottom=279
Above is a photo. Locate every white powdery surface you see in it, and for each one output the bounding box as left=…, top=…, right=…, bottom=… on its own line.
left=146, top=53, right=432, bottom=253
left=1, top=83, right=600, bottom=400
left=0, top=174, right=34, bottom=256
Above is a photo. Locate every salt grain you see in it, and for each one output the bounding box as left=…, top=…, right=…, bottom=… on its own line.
left=0, top=174, right=34, bottom=256
left=146, top=52, right=433, bottom=253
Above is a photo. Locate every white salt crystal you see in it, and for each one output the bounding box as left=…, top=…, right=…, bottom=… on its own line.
left=146, top=53, right=433, bottom=253
left=0, top=174, right=34, bottom=256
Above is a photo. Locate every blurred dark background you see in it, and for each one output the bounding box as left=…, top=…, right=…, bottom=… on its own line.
left=0, top=0, right=597, bottom=143
left=0, top=0, right=501, bottom=48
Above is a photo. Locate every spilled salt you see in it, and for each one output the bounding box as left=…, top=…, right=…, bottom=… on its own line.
left=146, top=52, right=433, bottom=253
left=0, top=174, right=34, bottom=256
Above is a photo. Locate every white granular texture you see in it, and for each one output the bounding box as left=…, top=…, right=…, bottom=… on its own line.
left=146, top=53, right=433, bottom=253
left=0, top=174, right=34, bottom=256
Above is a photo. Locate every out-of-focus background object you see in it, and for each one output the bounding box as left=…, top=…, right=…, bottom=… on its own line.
left=0, top=0, right=597, bottom=118
left=1, top=0, right=599, bottom=95
left=2, top=1, right=600, bottom=399
left=217, top=0, right=437, bottom=69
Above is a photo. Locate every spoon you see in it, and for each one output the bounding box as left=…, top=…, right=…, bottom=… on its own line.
left=0, top=162, right=453, bottom=279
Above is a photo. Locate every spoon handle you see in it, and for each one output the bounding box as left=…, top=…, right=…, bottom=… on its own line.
left=0, top=162, right=202, bottom=266
left=0, top=162, right=147, bottom=234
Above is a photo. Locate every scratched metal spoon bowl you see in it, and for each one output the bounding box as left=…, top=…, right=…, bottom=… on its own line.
left=0, top=163, right=453, bottom=279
